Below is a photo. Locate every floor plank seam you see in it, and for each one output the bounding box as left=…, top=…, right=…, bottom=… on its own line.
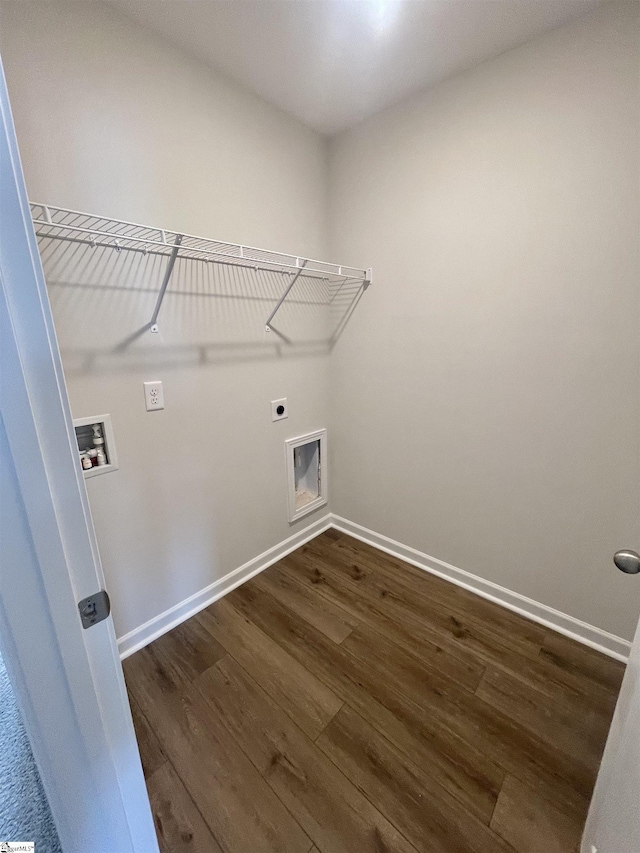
left=336, top=624, right=358, bottom=645
left=195, top=609, right=343, bottom=743
left=191, top=657, right=371, bottom=853
left=471, top=671, right=602, bottom=782
left=239, top=556, right=520, bottom=822
left=337, top=694, right=499, bottom=828
left=132, top=695, right=229, bottom=852
left=165, top=753, right=226, bottom=850
left=126, top=531, right=623, bottom=853
left=311, top=727, right=422, bottom=853
left=487, top=774, right=506, bottom=832
left=191, top=658, right=317, bottom=851
left=215, top=585, right=351, bottom=719
left=314, top=702, right=515, bottom=850
left=312, top=699, right=346, bottom=743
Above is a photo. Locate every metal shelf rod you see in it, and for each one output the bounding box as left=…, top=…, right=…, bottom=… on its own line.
left=265, top=261, right=308, bottom=332
left=149, top=234, right=183, bottom=333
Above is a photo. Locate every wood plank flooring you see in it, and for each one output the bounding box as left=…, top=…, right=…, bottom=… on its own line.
left=123, top=530, right=625, bottom=853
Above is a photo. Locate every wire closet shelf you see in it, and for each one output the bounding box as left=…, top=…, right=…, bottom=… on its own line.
left=30, top=203, right=372, bottom=333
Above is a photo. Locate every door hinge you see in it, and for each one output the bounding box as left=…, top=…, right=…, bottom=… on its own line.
left=78, top=590, right=111, bottom=629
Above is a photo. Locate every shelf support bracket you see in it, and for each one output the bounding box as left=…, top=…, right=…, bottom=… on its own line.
left=150, top=234, right=183, bottom=333
left=265, top=259, right=308, bottom=332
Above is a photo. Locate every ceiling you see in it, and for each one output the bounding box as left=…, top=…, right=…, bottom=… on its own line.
left=109, top=0, right=603, bottom=135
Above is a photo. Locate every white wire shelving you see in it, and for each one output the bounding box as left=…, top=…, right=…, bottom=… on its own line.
left=30, top=203, right=372, bottom=333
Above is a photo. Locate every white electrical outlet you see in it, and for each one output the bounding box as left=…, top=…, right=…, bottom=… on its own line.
left=143, top=380, right=164, bottom=411
left=271, top=398, right=288, bottom=421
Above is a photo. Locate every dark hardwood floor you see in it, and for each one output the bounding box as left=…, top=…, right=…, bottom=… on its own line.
left=123, top=530, right=625, bottom=853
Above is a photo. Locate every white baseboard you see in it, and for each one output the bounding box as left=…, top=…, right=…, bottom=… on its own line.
left=118, top=509, right=631, bottom=664
left=117, top=514, right=331, bottom=659
left=330, top=515, right=631, bottom=663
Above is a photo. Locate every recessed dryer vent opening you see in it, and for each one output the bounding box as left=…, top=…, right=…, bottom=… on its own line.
left=285, top=429, right=327, bottom=522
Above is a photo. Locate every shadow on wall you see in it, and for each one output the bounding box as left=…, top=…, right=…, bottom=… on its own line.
left=36, top=236, right=366, bottom=376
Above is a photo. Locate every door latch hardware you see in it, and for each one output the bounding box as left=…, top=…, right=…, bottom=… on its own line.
left=78, top=590, right=111, bottom=628
left=614, top=550, right=640, bottom=575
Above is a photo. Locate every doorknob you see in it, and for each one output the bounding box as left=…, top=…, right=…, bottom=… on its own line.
left=614, top=550, right=640, bottom=574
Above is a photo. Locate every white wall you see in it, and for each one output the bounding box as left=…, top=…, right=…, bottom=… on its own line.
left=0, top=0, right=331, bottom=640
left=328, top=2, right=640, bottom=640
left=3, top=0, right=639, bottom=646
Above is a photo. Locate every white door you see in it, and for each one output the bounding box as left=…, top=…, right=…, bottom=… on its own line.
left=583, top=559, right=640, bottom=853
left=0, top=60, right=159, bottom=853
